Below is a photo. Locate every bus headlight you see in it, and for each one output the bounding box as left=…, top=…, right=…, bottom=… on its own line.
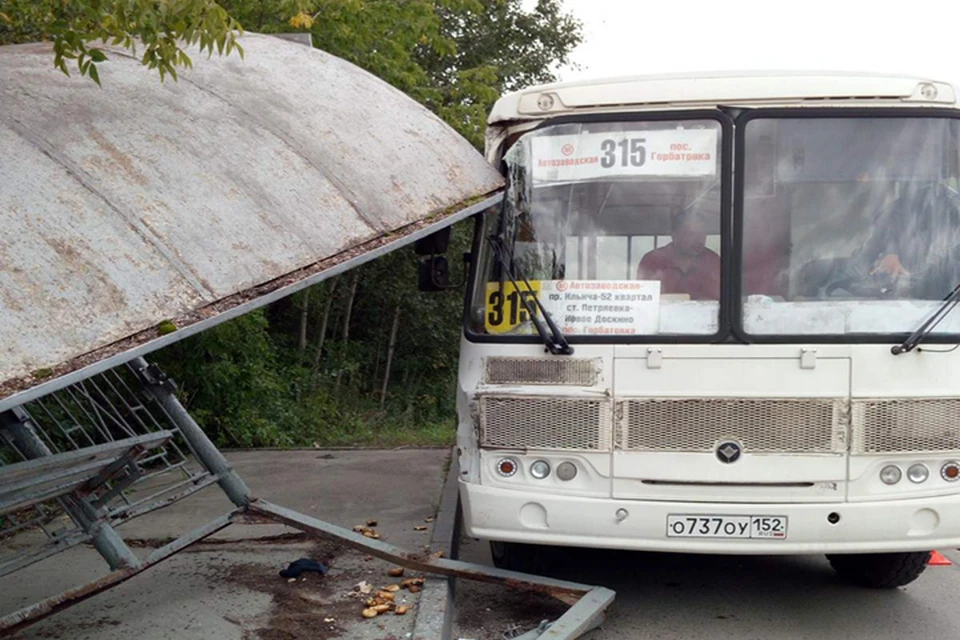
left=907, top=463, right=929, bottom=483
left=530, top=460, right=551, bottom=479
left=880, top=465, right=902, bottom=485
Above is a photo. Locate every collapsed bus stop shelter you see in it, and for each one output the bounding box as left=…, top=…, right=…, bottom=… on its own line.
left=0, top=34, right=613, bottom=638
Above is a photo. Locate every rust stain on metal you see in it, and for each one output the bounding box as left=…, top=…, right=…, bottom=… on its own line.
left=0, top=194, right=498, bottom=402
left=0, top=567, right=137, bottom=636
left=85, top=127, right=150, bottom=187
left=0, top=34, right=504, bottom=401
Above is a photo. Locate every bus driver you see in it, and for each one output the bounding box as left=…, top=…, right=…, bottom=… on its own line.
left=636, top=209, right=721, bottom=300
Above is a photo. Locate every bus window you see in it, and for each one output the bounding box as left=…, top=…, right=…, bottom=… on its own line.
left=597, top=236, right=629, bottom=279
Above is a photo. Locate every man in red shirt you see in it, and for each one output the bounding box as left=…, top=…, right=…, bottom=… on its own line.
left=636, top=210, right=720, bottom=300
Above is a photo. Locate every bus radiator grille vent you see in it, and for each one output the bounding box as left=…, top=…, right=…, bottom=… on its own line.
left=852, top=398, right=960, bottom=454
left=479, top=395, right=612, bottom=451
left=483, top=357, right=599, bottom=386
left=619, top=398, right=843, bottom=454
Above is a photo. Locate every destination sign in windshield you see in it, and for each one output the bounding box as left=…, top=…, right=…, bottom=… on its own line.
left=484, top=280, right=661, bottom=335
left=531, top=129, right=718, bottom=182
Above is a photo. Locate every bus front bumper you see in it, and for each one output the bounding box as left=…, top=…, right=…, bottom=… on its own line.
left=460, top=481, right=960, bottom=554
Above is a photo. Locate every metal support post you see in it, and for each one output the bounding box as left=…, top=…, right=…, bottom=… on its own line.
left=0, top=408, right=141, bottom=571
left=130, top=358, right=252, bottom=507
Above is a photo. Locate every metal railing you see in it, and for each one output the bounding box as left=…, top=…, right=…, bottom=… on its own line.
left=0, top=358, right=613, bottom=639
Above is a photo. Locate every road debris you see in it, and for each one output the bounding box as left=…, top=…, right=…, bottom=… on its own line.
left=395, top=605, right=409, bottom=615
left=353, top=524, right=382, bottom=539
left=279, top=558, right=328, bottom=578
left=388, top=567, right=405, bottom=577
left=353, top=581, right=374, bottom=595
left=414, top=525, right=428, bottom=531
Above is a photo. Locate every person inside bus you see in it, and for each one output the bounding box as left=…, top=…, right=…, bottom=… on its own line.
left=799, top=180, right=960, bottom=299
left=845, top=181, right=960, bottom=299
left=636, top=209, right=720, bottom=300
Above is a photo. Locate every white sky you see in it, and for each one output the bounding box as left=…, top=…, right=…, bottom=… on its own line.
left=556, top=0, right=960, bottom=86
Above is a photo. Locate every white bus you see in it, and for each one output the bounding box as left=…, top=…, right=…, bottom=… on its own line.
left=438, top=72, right=960, bottom=588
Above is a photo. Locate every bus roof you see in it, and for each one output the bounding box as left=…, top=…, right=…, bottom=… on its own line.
left=488, top=71, right=958, bottom=124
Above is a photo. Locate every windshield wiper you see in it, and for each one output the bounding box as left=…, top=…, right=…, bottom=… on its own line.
left=488, top=233, right=573, bottom=356
left=891, top=283, right=960, bottom=355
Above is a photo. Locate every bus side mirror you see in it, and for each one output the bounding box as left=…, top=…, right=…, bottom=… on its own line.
left=414, top=227, right=452, bottom=256
left=418, top=252, right=470, bottom=292
left=418, top=255, right=450, bottom=292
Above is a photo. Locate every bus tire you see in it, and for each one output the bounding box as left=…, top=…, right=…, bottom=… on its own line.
left=826, top=551, right=931, bottom=588
left=489, top=541, right=547, bottom=574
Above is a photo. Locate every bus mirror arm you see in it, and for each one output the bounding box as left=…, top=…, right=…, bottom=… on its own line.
left=417, top=252, right=470, bottom=292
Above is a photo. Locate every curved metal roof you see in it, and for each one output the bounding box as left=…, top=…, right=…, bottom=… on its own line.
left=0, top=35, right=503, bottom=406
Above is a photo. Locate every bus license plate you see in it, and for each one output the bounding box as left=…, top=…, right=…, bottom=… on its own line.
left=666, top=515, right=788, bottom=539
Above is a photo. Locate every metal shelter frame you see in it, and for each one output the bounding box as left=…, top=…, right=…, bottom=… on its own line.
left=0, top=356, right=614, bottom=638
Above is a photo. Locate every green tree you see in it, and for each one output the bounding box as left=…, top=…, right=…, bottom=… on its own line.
left=0, top=0, right=258, bottom=83
left=420, top=0, right=582, bottom=146
left=152, top=310, right=297, bottom=447
left=159, top=0, right=581, bottom=447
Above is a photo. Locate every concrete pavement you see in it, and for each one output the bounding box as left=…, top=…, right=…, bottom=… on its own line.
left=2, top=449, right=450, bottom=640
left=13, top=447, right=954, bottom=640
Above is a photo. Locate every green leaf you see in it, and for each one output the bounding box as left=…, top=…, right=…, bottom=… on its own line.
left=88, top=63, right=101, bottom=86
left=88, top=48, right=107, bottom=62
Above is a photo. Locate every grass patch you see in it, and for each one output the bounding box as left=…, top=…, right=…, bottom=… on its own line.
left=302, top=417, right=456, bottom=448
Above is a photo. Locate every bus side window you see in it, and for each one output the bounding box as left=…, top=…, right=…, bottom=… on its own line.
left=630, top=236, right=656, bottom=277
left=597, top=236, right=629, bottom=279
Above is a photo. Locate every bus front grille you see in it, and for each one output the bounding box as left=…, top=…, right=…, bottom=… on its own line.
left=483, top=357, right=599, bottom=386
left=852, top=398, right=960, bottom=454
left=617, top=398, right=846, bottom=454
left=479, top=395, right=612, bottom=451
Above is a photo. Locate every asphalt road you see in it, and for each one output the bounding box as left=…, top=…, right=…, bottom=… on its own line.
left=454, top=538, right=960, bottom=639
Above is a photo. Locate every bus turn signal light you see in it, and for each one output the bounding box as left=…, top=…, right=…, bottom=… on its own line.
left=941, top=461, right=960, bottom=482
left=496, top=457, right=518, bottom=477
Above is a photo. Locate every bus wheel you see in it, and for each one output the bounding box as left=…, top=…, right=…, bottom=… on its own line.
left=489, top=541, right=546, bottom=574
left=826, top=551, right=931, bottom=588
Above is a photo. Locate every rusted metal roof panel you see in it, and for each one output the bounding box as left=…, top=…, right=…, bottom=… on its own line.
left=0, top=34, right=503, bottom=405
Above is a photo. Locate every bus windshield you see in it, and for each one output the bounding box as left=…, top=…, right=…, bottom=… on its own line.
left=468, top=118, right=725, bottom=338
left=467, top=113, right=960, bottom=341
left=741, top=115, right=960, bottom=336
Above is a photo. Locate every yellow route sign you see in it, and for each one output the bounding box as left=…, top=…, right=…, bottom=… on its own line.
left=484, top=281, right=542, bottom=334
